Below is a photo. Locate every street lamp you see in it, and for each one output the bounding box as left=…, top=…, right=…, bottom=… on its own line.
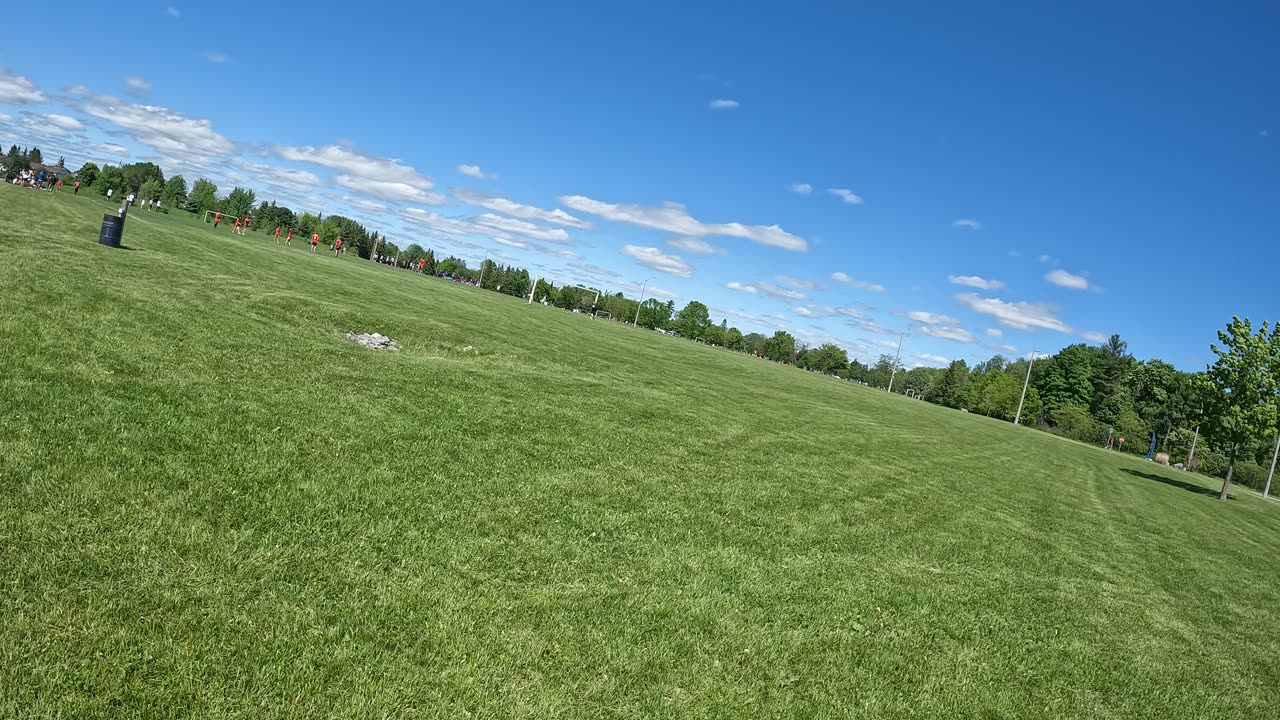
left=886, top=331, right=906, bottom=393
left=1013, top=350, right=1037, bottom=426
left=476, top=251, right=490, bottom=287
left=632, top=277, right=655, bottom=326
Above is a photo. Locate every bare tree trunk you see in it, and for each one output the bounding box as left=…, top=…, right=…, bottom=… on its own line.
left=1219, top=445, right=1237, bottom=502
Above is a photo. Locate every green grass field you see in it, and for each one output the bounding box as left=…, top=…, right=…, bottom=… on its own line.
left=3, top=185, right=1279, bottom=719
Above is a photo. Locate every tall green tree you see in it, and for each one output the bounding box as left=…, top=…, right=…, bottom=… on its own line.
left=121, top=161, right=164, bottom=193
left=674, top=301, right=711, bottom=339
left=803, top=343, right=850, bottom=374
left=138, top=177, right=163, bottom=203
left=1204, top=318, right=1280, bottom=501
left=764, top=331, right=797, bottom=363
left=76, top=161, right=100, bottom=187
left=935, top=360, right=974, bottom=409
left=189, top=178, right=219, bottom=215
left=221, top=187, right=257, bottom=219
left=161, top=175, right=188, bottom=207
left=28, top=147, right=42, bottom=164
left=636, top=298, right=672, bottom=329
left=96, top=165, right=125, bottom=196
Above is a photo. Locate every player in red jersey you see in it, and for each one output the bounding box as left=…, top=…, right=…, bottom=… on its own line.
left=233, top=217, right=241, bottom=234
left=213, top=212, right=221, bottom=228
left=333, top=237, right=343, bottom=256
left=310, top=233, right=319, bottom=253
left=274, top=226, right=282, bottom=244
left=285, top=229, right=293, bottom=245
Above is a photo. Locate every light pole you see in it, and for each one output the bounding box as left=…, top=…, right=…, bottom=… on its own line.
left=1263, top=432, right=1279, bottom=498
left=886, top=331, right=906, bottom=393
left=1014, top=350, right=1037, bottom=426
left=476, top=251, right=490, bottom=287
left=632, top=277, right=654, bottom=326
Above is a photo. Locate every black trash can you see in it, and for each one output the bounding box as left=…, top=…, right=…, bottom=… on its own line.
left=99, top=214, right=124, bottom=248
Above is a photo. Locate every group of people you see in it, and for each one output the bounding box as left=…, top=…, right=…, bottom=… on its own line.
left=9, top=168, right=64, bottom=191
left=210, top=211, right=345, bottom=256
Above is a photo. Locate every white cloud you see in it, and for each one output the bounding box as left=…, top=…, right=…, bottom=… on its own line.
left=400, top=208, right=479, bottom=236
left=1038, top=254, right=1055, bottom=263
left=791, top=183, right=812, bottom=195
left=0, top=113, right=9, bottom=121
left=78, top=93, right=233, bottom=161
left=559, top=195, right=807, bottom=251
left=1081, top=331, right=1109, bottom=343
left=166, top=7, right=180, bottom=17
left=277, top=143, right=434, bottom=191
left=793, top=305, right=836, bottom=318
left=985, top=328, right=1003, bottom=337
left=124, top=76, right=151, bottom=92
left=904, top=311, right=961, bottom=325
left=953, top=219, right=982, bottom=230
left=725, top=281, right=757, bottom=294
left=986, top=343, right=1018, bottom=354
left=827, top=188, right=864, bottom=205
left=830, top=272, right=885, bottom=292
left=323, top=194, right=387, bottom=213
left=493, top=236, right=528, bottom=249
left=457, top=164, right=488, bottom=179
left=755, top=282, right=807, bottom=301
left=835, top=306, right=871, bottom=321
left=948, top=275, right=1004, bottom=290
left=1045, top=269, right=1090, bottom=290
left=618, top=279, right=678, bottom=300
left=0, top=68, right=46, bottom=104
left=473, top=213, right=571, bottom=243
left=531, top=245, right=581, bottom=259
left=452, top=188, right=590, bottom=228
left=954, top=293, right=1072, bottom=333
left=669, top=236, right=726, bottom=255
left=914, top=353, right=951, bottom=366
left=918, top=325, right=975, bottom=343
left=204, top=51, right=229, bottom=64
left=856, top=321, right=899, bottom=335
left=232, top=157, right=325, bottom=192
left=334, top=174, right=445, bottom=204
left=868, top=338, right=900, bottom=350
left=620, top=245, right=693, bottom=278
left=773, top=274, right=823, bottom=290
left=709, top=99, right=739, bottom=109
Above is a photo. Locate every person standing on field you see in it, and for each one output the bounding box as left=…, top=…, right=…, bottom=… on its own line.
left=213, top=211, right=221, bottom=229
left=285, top=229, right=293, bottom=245
left=73, top=180, right=80, bottom=194
left=310, top=232, right=319, bottom=253
left=233, top=217, right=241, bottom=234
left=333, top=237, right=343, bottom=256
left=274, top=226, right=282, bottom=244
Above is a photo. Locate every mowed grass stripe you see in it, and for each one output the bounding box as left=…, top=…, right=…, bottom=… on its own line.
left=2, top=185, right=1279, bottom=718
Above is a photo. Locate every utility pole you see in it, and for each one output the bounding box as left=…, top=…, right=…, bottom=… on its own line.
left=1187, top=425, right=1200, bottom=468
left=886, top=331, right=905, bottom=394
left=528, top=276, right=539, bottom=304
left=476, top=251, right=490, bottom=288
left=1013, top=350, right=1037, bottom=426
left=632, top=277, right=654, bottom=326
left=1264, top=432, right=1280, bottom=499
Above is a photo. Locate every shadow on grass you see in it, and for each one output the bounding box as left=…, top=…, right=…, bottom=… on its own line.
left=1122, top=468, right=1230, bottom=500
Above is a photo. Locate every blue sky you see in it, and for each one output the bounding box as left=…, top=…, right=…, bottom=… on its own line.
left=2, top=1, right=1276, bottom=370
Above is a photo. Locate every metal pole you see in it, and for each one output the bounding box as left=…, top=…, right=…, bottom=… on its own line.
left=528, top=276, right=539, bottom=304
left=1187, top=425, right=1199, bottom=468
left=632, top=278, right=652, bottom=326
left=1013, top=350, right=1037, bottom=426
left=886, top=331, right=905, bottom=393
left=477, top=252, right=490, bottom=288
left=1263, top=432, right=1280, bottom=498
